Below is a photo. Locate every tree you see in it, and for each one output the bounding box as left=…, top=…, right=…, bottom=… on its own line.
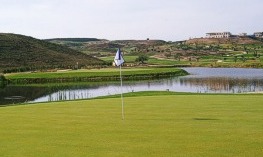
left=174, top=53, right=181, bottom=61
left=181, top=44, right=189, bottom=53
left=241, top=55, right=246, bottom=62
left=135, top=54, right=149, bottom=64
left=253, top=48, right=258, bottom=57
left=0, top=75, right=7, bottom=88
left=196, top=57, right=200, bottom=62
left=243, top=45, right=248, bottom=54
left=164, top=53, right=171, bottom=58
left=234, top=56, right=238, bottom=63
left=257, top=54, right=261, bottom=62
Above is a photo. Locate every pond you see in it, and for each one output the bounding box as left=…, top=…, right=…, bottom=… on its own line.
left=1, top=68, right=263, bottom=105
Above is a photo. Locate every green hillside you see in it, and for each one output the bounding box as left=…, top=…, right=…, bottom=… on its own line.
left=46, top=38, right=167, bottom=55
left=45, top=38, right=101, bottom=42
left=46, top=36, right=263, bottom=68
left=0, top=33, right=104, bottom=73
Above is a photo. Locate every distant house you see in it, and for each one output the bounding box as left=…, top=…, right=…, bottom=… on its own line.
left=206, top=32, right=231, bottom=38
left=254, top=32, right=263, bottom=38
left=239, top=33, right=247, bottom=37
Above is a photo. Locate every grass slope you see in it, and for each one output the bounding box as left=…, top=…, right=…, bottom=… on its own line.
left=0, top=33, right=104, bottom=73
left=0, top=94, right=263, bottom=157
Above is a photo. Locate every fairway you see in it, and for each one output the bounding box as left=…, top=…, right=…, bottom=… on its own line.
left=5, top=68, right=188, bottom=84
left=0, top=94, right=263, bottom=157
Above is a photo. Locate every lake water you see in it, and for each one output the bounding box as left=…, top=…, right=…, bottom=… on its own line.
left=1, top=68, right=263, bottom=105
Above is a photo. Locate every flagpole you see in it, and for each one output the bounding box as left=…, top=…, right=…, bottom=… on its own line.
left=120, top=64, right=124, bottom=120
left=114, top=48, right=125, bottom=120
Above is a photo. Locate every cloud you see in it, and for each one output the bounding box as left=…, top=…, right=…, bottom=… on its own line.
left=0, top=0, right=262, bottom=40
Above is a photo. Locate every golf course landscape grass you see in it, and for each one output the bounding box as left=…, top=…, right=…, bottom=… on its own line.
left=0, top=92, right=263, bottom=157
left=5, top=68, right=188, bottom=84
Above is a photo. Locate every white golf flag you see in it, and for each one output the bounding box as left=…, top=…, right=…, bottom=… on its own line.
left=114, top=48, right=124, bottom=66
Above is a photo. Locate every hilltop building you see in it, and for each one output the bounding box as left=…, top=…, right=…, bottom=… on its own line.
left=206, top=32, right=231, bottom=38
left=254, top=32, right=263, bottom=38
left=239, top=33, right=247, bottom=37
left=205, top=32, right=263, bottom=39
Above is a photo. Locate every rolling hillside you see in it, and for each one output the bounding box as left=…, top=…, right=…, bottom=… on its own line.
left=45, top=38, right=101, bottom=42
left=0, top=33, right=104, bottom=73
left=45, top=36, right=263, bottom=68
left=46, top=38, right=167, bottom=55
left=186, top=36, right=263, bottom=45
left=47, top=37, right=263, bottom=57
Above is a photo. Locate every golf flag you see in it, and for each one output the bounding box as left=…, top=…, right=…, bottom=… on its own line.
left=114, top=48, right=124, bottom=66
left=114, top=48, right=125, bottom=120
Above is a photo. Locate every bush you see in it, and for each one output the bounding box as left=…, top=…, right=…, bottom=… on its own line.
left=135, top=54, right=149, bottom=64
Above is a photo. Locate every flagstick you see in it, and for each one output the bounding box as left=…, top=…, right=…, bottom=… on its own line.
left=120, top=64, right=124, bottom=120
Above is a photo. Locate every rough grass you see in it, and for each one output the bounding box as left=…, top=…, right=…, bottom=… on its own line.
left=0, top=93, right=263, bottom=157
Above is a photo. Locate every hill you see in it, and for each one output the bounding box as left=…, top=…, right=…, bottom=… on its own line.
left=46, top=37, right=263, bottom=57
left=45, top=38, right=102, bottom=42
left=46, top=38, right=167, bottom=55
left=186, top=36, right=263, bottom=45
left=0, top=33, right=104, bottom=73
left=45, top=36, right=263, bottom=68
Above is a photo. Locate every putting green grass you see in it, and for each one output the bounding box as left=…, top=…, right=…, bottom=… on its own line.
left=0, top=94, right=263, bottom=157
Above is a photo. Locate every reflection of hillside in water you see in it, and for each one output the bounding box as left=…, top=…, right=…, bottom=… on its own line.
left=0, top=86, right=49, bottom=105
left=0, top=83, right=104, bottom=106
left=179, top=77, right=263, bottom=93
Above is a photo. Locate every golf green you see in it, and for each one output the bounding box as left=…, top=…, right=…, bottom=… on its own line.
left=0, top=94, right=262, bottom=157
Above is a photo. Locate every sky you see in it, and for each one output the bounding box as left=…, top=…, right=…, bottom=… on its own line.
left=0, top=0, right=262, bottom=41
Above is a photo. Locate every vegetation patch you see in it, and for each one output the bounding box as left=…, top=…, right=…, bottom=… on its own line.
left=0, top=75, right=7, bottom=88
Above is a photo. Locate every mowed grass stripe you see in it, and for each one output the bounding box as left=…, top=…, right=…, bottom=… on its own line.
left=0, top=94, right=263, bottom=157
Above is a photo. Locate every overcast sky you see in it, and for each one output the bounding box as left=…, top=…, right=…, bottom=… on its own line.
left=0, top=0, right=262, bottom=41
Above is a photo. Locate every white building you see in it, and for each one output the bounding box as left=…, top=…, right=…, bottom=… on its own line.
left=239, top=33, right=247, bottom=37
left=206, top=32, right=231, bottom=38
left=254, top=32, right=263, bottom=38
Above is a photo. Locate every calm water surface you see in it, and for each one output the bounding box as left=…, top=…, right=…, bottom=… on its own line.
left=32, top=68, right=263, bottom=103
left=1, top=68, right=263, bottom=105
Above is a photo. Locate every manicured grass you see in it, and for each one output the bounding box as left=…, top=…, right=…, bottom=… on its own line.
left=5, top=68, right=188, bottom=84
left=5, top=68, right=184, bottom=79
left=0, top=93, right=263, bottom=157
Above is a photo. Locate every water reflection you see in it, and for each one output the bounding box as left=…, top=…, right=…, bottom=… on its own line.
left=179, top=67, right=263, bottom=93
left=0, top=86, right=48, bottom=105
left=1, top=68, right=263, bottom=105
left=32, top=77, right=263, bottom=103
left=178, top=77, right=263, bottom=93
